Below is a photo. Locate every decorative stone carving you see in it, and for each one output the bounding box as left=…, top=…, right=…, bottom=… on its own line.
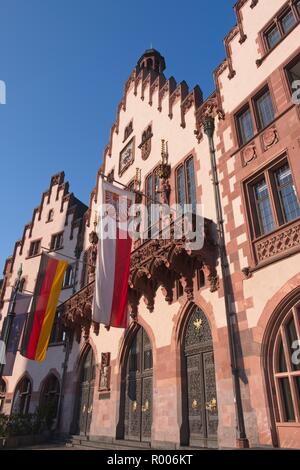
left=139, top=125, right=152, bottom=160
left=242, top=144, right=256, bottom=166
left=62, top=282, right=95, bottom=341
left=195, top=95, right=225, bottom=142
left=119, top=137, right=135, bottom=176
left=129, top=217, right=218, bottom=314
left=62, top=218, right=218, bottom=329
left=262, top=127, right=278, bottom=151
left=99, top=352, right=111, bottom=392
left=242, top=266, right=252, bottom=279
left=254, top=219, right=300, bottom=263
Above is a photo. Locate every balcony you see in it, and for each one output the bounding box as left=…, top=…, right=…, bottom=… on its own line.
left=128, top=216, right=218, bottom=319
left=62, top=216, right=218, bottom=336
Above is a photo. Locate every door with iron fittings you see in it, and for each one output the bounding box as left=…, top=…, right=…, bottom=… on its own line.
left=124, top=327, right=153, bottom=442
left=76, top=347, right=95, bottom=436
left=184, top=307, right=218, bottom=448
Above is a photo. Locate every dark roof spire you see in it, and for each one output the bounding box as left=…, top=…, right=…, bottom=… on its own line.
left=137, top=49, right=166, bottom=74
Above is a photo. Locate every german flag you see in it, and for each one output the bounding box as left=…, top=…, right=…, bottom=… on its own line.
left=21, top=254, right=67, bottom=362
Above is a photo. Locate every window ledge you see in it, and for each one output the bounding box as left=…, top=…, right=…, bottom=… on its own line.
left=48, top=341, right=65, bottom=348
left=48, top=246, right=64, bottom=253
left=25, top=253, right=41, bottom=260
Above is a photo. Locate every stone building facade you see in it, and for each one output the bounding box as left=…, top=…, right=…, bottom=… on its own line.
left=1, top=0, right=300, bottom=449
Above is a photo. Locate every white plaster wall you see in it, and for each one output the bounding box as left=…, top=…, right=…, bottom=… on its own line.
left=245, top=251, right=300, bottom=328
left=220, top=0, right=299, bottom=113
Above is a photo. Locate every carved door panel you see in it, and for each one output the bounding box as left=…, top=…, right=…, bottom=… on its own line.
left=203, top=351, right=218, bottom=444
left=187, top=354, right=205, bottom=443
left=125, top=377, right=142, bottom=441
left=141, top=376, right=153, bottom=442
left=184, top=308, right=218, bottom=448
left=76, top=347, right=95, bottom=436
left=78, top=383, right=89, bottom=435
left=124, top=327, right=153, bottom=442
left=86, top=379, right=95, bottom=435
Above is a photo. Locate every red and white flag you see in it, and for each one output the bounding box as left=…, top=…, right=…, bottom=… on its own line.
left=93, top=179, right=135, bottom=328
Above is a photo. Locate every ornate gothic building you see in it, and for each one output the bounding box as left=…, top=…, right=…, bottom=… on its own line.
left=1, top=0, right=300, bottom=449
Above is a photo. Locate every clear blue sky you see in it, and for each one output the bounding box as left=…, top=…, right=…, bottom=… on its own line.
left=0, top=0, right=236, bottom=271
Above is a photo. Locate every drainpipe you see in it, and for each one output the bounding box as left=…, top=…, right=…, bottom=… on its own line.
left=56, top=330, right=71, bottom=437
left=203, top=116, right=249, bottom=449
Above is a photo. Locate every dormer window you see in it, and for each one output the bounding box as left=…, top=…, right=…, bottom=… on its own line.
left=47, top=209, right=54, bottom=222
left=62, top=264, right=74, bottom=288
left=28, top=239, right=41, bottom=257
left=50, top=232, right=64, bottom=251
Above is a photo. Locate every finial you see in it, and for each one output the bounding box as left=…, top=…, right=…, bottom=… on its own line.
left=161, top=139, right=168, bottom=165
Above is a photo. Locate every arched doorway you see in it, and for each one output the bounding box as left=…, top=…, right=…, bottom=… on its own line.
left=121, top=326, right=153, bottom=443
left=75, top=346, right=95, bottom=436
left=182, top=306, right=218, bottom=448
left=40, top=374, right=60, bottom=430
left=0, top=379, right=6, bottom=413
left=265, top=297, right=300, bottom=447
left=12, top=376, right=32, bottom=415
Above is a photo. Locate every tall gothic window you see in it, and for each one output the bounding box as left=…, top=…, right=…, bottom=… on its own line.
left=40, top=374, right=60, bottom=429
left=176, top=157, right=197, bottom=213
left=12, top=377, right=32, bottom=415
left=145, top=170, right=160, bottom=238
left=237, top=107, right=254, bottom=145
left=254, top=88, right=275, bottom=130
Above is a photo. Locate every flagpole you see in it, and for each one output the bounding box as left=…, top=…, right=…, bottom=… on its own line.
left=0, top=264, right=23, bottom=380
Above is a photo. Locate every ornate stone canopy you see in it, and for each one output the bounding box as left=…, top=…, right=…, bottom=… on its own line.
left=62, top=217, right=218, bottom=337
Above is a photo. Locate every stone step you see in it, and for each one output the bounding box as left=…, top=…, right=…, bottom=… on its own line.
left=68, top=436, right=151, bottom=451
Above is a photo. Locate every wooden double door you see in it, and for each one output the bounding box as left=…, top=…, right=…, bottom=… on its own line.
left=124, top=327, right=153, bottom=442
left=76, top=347, right=95, bottom=436
left=184, top=308, right=219, bottom=448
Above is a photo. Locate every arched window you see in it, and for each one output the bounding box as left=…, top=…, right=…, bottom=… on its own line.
left=12, top=377, right=31, bottom=415
left=272, top=306, right=300, bottom=424
left=40, top=374, right=60, bottom=429
left=0, top=379, right=6, bottom=413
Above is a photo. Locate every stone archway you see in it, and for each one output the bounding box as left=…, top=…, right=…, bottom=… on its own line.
left=263, top=290, right=300, bottom=449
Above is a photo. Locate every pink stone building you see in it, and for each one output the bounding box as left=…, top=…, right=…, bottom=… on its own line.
left=1, top=0, right=300, bottom=450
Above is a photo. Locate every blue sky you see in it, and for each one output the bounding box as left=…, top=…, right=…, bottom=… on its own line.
left=0, top=0, right=236, bottom=270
